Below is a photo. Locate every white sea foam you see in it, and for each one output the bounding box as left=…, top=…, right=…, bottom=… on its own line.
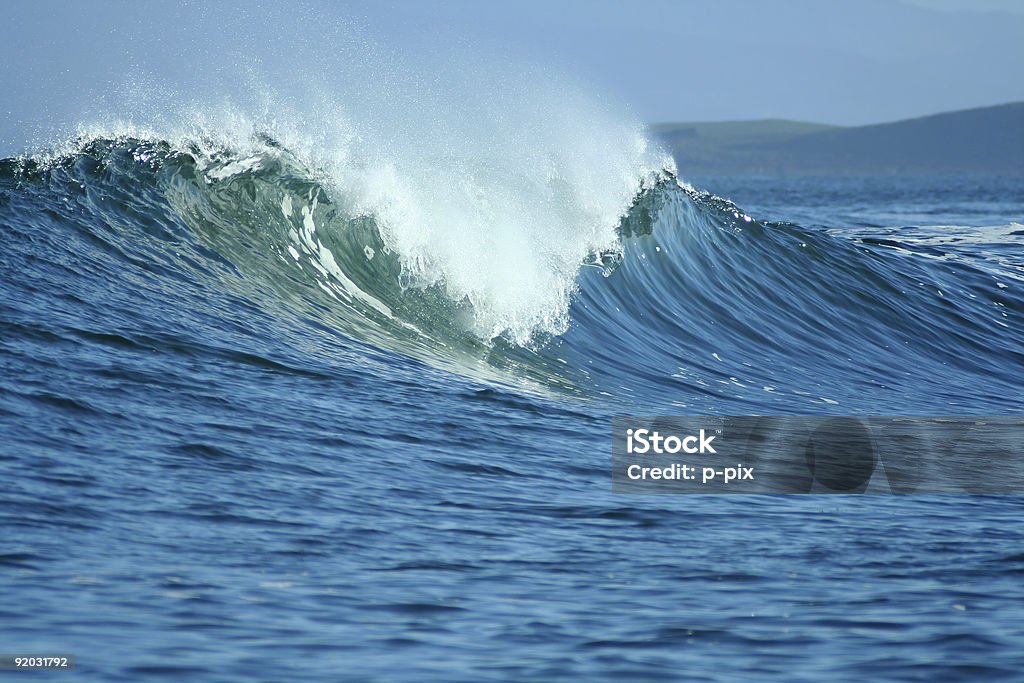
left=38, top=18, right=674, bottom=345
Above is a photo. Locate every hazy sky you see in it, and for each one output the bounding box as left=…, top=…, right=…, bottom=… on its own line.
left=904, top=0, right=1024, bottom=12
left=2, top=0, right=1022, bottom=153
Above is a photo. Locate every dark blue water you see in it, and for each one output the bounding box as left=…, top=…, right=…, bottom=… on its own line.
left=1, top=139, right=1023, bottom=681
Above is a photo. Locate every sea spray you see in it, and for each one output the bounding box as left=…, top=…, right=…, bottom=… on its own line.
left=35, top=16, right=674, bottom=345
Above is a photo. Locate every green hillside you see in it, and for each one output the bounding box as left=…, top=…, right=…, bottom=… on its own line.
left=653, top=102, right=1024, bottom=175
left=651, top=119, right=838, bottom=143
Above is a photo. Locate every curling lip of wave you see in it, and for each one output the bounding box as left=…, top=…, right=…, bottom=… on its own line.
left=0, top=134, right=676, bottom=392
left=41, top=92, right=674, bottom=347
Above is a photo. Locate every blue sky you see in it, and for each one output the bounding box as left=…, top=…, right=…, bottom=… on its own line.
left=2, top=0, right=1022, bottom=152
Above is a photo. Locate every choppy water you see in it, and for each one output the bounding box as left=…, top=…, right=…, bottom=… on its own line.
left=1, top=134, right=1023, bottom=680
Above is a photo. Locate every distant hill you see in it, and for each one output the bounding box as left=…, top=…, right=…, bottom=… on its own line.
left=653, top=102, right=1024, bottom=175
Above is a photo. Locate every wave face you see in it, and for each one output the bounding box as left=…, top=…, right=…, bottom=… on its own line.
left=564, top=184, right=1024, bottom=413
left=2, top=135, right=1022, bottom=413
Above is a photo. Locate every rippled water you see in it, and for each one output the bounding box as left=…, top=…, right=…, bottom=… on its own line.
left=1, top=139, right=1022, bottom=680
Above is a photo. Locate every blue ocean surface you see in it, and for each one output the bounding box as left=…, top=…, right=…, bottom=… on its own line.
left=1, top=133, right=1023, bottom=681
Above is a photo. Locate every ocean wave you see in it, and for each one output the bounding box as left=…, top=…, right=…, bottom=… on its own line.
left=2, top=134, right=1021, bottom=412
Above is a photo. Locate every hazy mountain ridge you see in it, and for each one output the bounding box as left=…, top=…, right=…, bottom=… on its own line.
left=655, top=102, right=1024, bottom=174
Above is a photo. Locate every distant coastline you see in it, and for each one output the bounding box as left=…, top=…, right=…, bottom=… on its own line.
left=653, top=101, right=1024, bottom=175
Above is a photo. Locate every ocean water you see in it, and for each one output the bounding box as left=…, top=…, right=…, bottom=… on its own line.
left=1, top=130, right=1023, bottom=681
